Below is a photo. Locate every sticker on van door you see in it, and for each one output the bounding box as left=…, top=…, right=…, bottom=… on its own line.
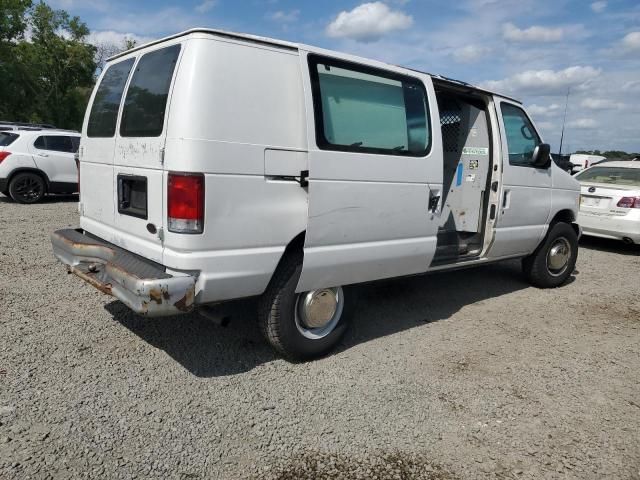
left=462, top=147, right=489, bottom=156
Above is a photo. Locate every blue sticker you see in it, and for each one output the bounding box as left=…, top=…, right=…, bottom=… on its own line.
left=456, top=163, right=464, bottom=187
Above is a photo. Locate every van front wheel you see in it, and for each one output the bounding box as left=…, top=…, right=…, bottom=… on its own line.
left=522, top=222, right=578, bottom=288
left=258, top=253, right=350, bottom=361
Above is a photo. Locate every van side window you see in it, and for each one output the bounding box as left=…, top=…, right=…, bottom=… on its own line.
left=120, top=45, right=181, bottom=138
left=501, top=103, right=541, bottom=167
left=87, top=58, right=135, bottom=138
left=309, top=55, right=430, bottom=157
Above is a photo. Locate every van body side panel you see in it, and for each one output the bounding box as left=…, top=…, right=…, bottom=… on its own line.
left=298, top=51, right=443, bottom=292
left=162, top=38, right=308, bottom=303
left=549, top=163, right=580, bottom=220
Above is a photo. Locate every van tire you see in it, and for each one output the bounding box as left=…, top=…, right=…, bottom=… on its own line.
left=258, top=252, right=351, bottom=361
left=522, top=222, right=578, bottom=288
left=9, top=172, right=46, bottom=204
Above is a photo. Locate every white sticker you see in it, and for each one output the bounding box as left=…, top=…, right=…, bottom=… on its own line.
left=462, top=147, right=489, bottom=156
left=466, top=174, right=476, bottom=182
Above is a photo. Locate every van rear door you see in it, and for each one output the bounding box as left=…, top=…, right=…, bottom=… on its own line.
left=81, top=44, right=181, bottom=265
left=110, top=44, right=181, bottom=264
left=81, top=58, right=135, bottom=240
left=297, top=53, right=443, bottom=292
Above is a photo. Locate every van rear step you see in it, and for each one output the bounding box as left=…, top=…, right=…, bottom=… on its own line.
left=51, top=229, right=196, bottom=316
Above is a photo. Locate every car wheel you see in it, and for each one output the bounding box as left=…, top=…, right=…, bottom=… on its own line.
left=522, top=222, right=578, bottom=288
left=9, top=172, right=46, bottom=204
left=258, top=251, right=351, bottom=361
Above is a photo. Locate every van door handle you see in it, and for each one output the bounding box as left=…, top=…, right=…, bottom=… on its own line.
left=428, top=193, right=440, bottom=213
left=37, top=153, right=48, bottom=157
left=502, top=189, right=511, bottom=209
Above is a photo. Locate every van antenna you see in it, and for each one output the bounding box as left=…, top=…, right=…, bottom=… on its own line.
left=558, top=86, right=570, bottom=156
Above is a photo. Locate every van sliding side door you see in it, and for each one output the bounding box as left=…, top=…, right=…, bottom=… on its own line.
left=297, top=52, right=443, bottom=293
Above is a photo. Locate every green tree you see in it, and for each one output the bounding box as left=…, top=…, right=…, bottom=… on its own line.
left=0, top=1, right=96, bottom=129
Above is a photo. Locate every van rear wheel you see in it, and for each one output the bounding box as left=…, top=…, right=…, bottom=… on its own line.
left=258, top=252, right=350, bottom=361
left=522, top=222, right=578, bottom=288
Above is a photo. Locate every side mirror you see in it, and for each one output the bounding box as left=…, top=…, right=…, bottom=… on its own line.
left=532, top=143, right=551, bottom=168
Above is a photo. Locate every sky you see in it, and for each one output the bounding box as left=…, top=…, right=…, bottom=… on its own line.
left=50, top=0, right=640, bottom=153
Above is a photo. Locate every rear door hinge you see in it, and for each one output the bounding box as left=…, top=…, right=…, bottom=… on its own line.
left=160, top=147, right=165, bottom=165
left=158, top=227, right=165, bottom=244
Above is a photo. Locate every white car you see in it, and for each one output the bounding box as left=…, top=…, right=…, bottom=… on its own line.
left=576, top=161, right=640, bottom=244
left=569, top=153, right=606, bottom=174
left=0, top=129, right=80, bottom=203
left=50, top=29, right=581, bottom=360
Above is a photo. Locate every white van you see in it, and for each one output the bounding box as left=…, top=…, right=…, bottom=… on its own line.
left=51, top=29, right=581, bottom=360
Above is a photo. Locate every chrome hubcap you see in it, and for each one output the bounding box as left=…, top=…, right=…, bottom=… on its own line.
left=547, top=237, right=571, bottom=276
left=295, top=287, right=344, bottom=340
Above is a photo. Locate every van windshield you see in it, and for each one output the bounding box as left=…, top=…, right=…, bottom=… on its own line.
left=576, top=166, right=640, bottom=187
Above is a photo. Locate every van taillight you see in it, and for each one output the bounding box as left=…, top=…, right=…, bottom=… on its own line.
left=617, top=197, right=640, bottom=209
left=168, top=172, right=204, bottom=233
left=0, top=151, right=11, bottom=164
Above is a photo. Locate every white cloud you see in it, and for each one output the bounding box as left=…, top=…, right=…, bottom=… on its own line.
left=590, top=1, right=607, bottom=13
left=268, top=10, right=300, bottom=23
left=580, top=98, right=622, bottom=110
left=482, top=66, right=601, bottom=95
left=452, top=45, right=491, bottom=63
left=621, top=31, right=640, bottom=51
left=503, top=22, right=564, bottom=42
left=527, top=103, right=562, bottom=117
left=195, top=0, right=216, bottom=14
left=87, top=30, right=154, bottom=48
left=326, top=2, right=413, bottom=42
left=98, top=8, right=199, bottom=36
left=622, top=80, right=640, bottom=92
left=47, top=0, right=109, bottom=11
left=567, top=118, right=598, bottom=129
left=536, top=121, right=555, bottom=130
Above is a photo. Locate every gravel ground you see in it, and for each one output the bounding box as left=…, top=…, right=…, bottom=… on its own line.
left=1, top=194, right=639, bottom=480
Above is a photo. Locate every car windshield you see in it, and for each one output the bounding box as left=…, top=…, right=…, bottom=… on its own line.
left=0, top=132, right=19, bottom=146
left=575, top=166, right=640, bottom=187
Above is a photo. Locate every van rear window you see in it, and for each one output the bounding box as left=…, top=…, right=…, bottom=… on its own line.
left=120, top=45, right=180, bottom=137
left=87, top=58, right=135, bottom=138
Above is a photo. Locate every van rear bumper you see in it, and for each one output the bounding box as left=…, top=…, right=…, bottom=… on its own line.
left=51, top=229, right=196, bottom=316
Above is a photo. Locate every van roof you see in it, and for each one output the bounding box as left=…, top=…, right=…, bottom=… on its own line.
left=107, top=28, right=522, bottom=104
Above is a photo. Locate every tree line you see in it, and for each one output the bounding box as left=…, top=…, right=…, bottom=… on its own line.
left=0, top=0, right=134, bottom=130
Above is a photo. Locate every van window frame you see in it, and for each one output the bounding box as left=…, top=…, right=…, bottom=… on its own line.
left=308, top=54, right=432, bottom=158
left=500, top=101, right=543, bottom=169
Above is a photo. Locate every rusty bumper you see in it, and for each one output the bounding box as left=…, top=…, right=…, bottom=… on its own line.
left=51, top=229, right=196, bottom=317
